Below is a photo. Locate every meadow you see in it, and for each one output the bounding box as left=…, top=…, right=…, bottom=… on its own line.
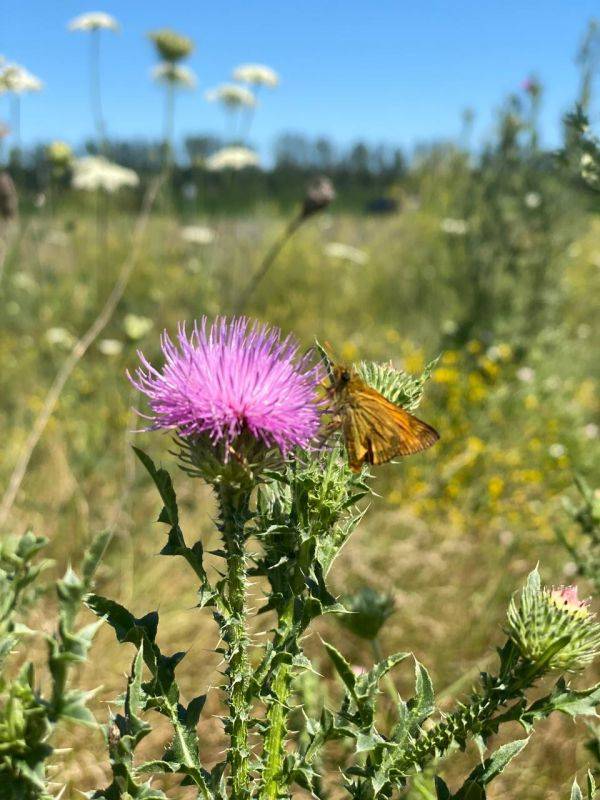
left=2, top=19, right=600, bottom=800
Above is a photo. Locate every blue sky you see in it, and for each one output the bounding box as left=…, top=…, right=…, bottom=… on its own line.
left=1, top=1, right=598, bottom=159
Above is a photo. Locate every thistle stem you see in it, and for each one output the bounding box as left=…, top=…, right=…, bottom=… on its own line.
left=218, top=483, right=253, bottom=800
left=395, top=655, right=543, bottom=776
left=233, top=210, right=304, bottom=314
left=260, top=663, right=292, bottom=800
left=260, top=601, right=295, bottom=800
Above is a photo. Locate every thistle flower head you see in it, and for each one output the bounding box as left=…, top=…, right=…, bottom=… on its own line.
left=148, top=29, right=194, bottom=63
left=507, top=568, right=600, bottom=672
left=68, top=12, right=120, bottom=32
left=205, top=83, right=256, bottom=109
left=0, top=63, right=43, bottom=95
left=205, top=147, right=260, bottom=172
left=71, top=156, right=139, bottom=193
left=549, top=585, right=590, bottom=617
left=232, top=63, right=279, bottom=88
left=152, top=62, right=196, bottom=89
left=129, top=317, right=323, bottom=465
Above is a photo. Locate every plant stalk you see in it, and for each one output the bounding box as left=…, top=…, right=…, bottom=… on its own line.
left=260, top=600, right=295, bottom=800
left=218, top=483, right=253, bottom=800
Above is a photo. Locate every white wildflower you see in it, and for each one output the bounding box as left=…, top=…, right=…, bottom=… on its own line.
left=72, top=156, right=139, bottom=193
left=324, top=242, right=369, bottom=265
left=46, top=327, right=75, bottom=348
left=440, top=217, right=468, bottom=235
left=98, top=338, right=123, bottom=356
left=442, top=319, right=458, bottom=335
left=0, top=62, right=43, bottom=94
left=68, top=12, right=119, bottom=32
left=152, top=62, right=196, bottom=88
left=180, top=225, right=215, bottom=245
left=232, top=63, right=279, bottom=88
left=584, top=423, right=599, bottom=440
left=516, top=367, right=535, bottom=383
left=524, top=191, right=541, bottom=209
left=205, top=83, right=256, bottom=108
left=549, top=443, right=566, bottom=459
left=204, top=147, right=260, bottom=171
left=123, top=314, right=153, bottom=341
left=577, top=323, right=591, bottom=339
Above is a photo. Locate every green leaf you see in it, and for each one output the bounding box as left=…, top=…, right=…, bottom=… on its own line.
left=465, top=738, right=530, bottom=785
left=85, top=594, right=158, bottom=646
left=323, top=641, right=356, bottom=697
left=572, top=779, right=584, bottom=800
left=134, top=447, right=179, bottom=526
left=435, top=776, right=452, bottom=800
left=409, top=658, right=435, bottom=725
left=82, top=531, right=112, bottom=587
left=526, top=679, right=600, bottom=722
left=134, top=447, right=210, bottom=587
left=587, top=770, right=596, bottom=800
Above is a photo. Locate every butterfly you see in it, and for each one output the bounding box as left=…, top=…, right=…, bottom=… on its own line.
left=329, top=364, right=440, bottom=472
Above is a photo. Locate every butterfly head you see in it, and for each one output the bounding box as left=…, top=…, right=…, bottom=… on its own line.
left=331, top=364, right=357, bottom=398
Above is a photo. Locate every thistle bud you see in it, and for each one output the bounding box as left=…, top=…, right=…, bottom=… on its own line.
left=507, top=569, right=600, bottom=672
left=339, top=586, right=395, bottom=640
left=0, top=171, right=18, bottom=221
left=301, top=176, right=335, bottom=219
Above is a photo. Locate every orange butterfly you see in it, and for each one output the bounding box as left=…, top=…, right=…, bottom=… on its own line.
left=329, top=364, right=440, bottom=472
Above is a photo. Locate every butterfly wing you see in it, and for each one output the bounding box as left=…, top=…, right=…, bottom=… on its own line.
left=342, top=387, right=439, bottom=471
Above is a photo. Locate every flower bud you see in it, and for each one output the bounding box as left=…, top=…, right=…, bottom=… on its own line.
left=339, top=586, right=395, bottom=640
left=301, top=176, right=335, bottom=218
left=507, top=569, right=600, bottom=672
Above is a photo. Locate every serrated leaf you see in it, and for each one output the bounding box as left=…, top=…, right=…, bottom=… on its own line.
left=133, top=447, right=179, bottom=525
left=410, top=658, right=435, bottom=724
left=465, top=738, right=529, bottom=785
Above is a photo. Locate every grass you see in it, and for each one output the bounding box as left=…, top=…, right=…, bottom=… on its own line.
left=1, top=179, right=600, bottom=797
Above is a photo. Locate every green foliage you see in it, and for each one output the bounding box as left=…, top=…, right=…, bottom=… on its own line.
left=0, top=530, right=109, bottom=798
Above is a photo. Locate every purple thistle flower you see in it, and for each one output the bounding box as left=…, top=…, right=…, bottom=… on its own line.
left=129, top=316, right=322, bottom=457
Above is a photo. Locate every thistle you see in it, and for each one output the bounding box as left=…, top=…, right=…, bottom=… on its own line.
left=507, top=570, right=600, bottom=672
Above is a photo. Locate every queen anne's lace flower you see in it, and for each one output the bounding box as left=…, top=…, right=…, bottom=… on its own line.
left=68, top=12, right=119, bottom=32
left=205, top=147, right=260, bottom=172
left=152, top=62, right=196, bottom=88
left=205, top=84, right=256, bottom=108
left=232, top=63, right=279, bottom=88
left=324, top=242, right=368, bottom=265
left=0, top=63, right=43, bottom=94
left=180, top=225, right=215, bottom=245
left=130, top=317, right=322, bottom=456
left=71, top=156, right=139, bottom=193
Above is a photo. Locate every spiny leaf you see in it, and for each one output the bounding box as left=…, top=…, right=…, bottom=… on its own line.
left=464, top=737, right=530, bottom=785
